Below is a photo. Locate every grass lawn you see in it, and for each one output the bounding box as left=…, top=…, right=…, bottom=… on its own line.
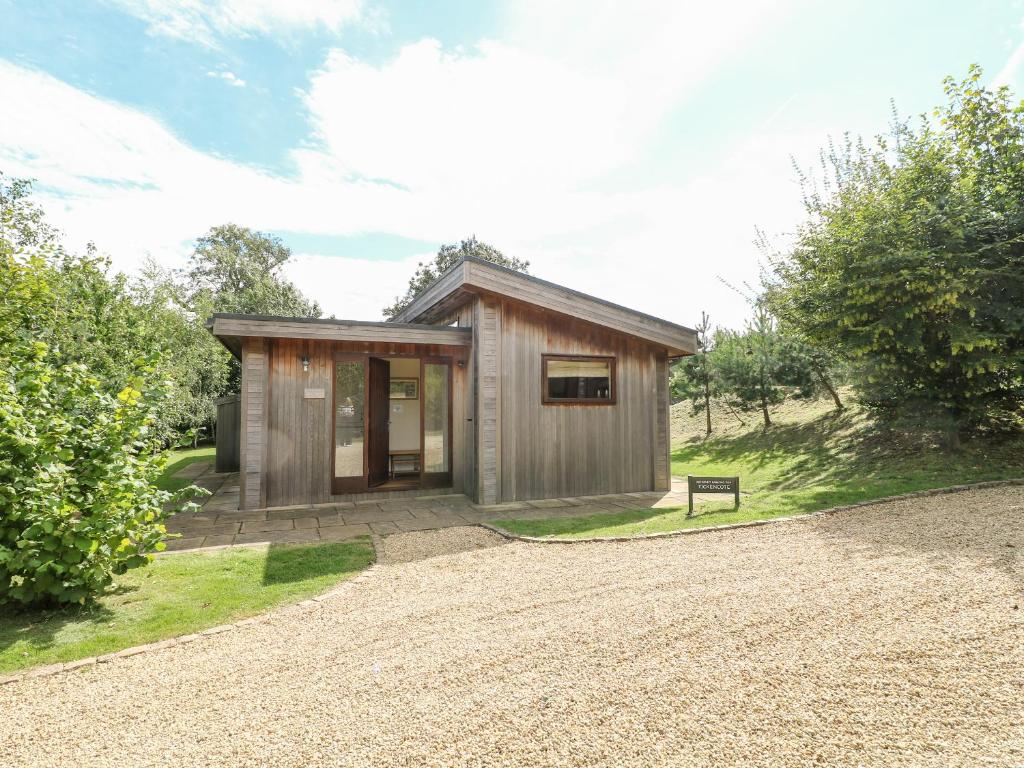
left=0, top=539, right=374, bottom=674
left=156, top=445, right=215, bottom=492
left=492, top=394, right=1024, bottom=540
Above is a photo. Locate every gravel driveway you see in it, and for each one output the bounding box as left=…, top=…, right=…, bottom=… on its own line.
left=4, top=487, right=1023, bottom=767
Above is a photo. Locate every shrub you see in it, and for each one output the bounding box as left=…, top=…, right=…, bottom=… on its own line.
left=0, top=341, right=202, bottom=607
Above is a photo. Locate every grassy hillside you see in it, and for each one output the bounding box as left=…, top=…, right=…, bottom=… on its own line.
left=494, top=391, right=1024, bottom=539
left=670, top=392, right=1024, bottom=523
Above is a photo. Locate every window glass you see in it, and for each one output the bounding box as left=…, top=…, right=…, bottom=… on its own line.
left=423, top=363, right=450, bottom=472
left=545, top=357, right=614, bottom=402
left=334, top=361, right=364, bottom=478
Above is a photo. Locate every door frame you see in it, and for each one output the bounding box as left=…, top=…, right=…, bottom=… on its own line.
left=329, top=351, right=454, bottom=495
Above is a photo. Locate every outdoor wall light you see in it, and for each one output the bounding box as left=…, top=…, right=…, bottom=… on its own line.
left=301, top=355, right=310, bottom=372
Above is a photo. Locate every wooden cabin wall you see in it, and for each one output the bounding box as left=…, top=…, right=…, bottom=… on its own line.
left=493, top=299, right=667, bottom=502
left=240, top=338, right=269, bottom=510
left=253, top=337, right=468, bottom=509
left=265, top=339, right=333, bottom=508
left=474, top=297, right=502, bottom=504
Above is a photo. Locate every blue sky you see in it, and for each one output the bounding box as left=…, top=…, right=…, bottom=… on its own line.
left=1, top=0, right=1022, bottom=326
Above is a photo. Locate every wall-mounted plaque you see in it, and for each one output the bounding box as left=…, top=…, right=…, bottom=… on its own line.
left=304, top=388, right=325, bottom=399
left=389, top=378, right=418, bottom=399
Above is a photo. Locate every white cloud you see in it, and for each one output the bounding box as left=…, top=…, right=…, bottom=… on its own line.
left=107, top=0, right=365, bottom=47
left=206, top=70, right=246, bottom=87
left=1, top=0, right=834, bottom=330
left=992, top=37, right=1024, bottom=88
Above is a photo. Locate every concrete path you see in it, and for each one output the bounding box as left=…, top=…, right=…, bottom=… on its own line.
left=4, top=486, right=1023, bottom=766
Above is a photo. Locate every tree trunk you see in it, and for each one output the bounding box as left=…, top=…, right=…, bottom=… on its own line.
left=703, top=386, right=712, bottom=438
left=814, top=366, right=843, bottom=411
left=759, top=374, right=772, bottom=428
left=946, top=407, right=963, bottom=452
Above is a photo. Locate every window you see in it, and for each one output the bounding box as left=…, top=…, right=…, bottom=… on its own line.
left=542, top=355, right=616, bottom=404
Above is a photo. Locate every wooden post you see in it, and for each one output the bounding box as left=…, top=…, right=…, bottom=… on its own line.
left=239, top=337, right=269, bottom=510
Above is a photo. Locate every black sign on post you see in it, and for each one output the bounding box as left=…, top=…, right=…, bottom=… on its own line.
left=687, top=475, right=740, bottom=517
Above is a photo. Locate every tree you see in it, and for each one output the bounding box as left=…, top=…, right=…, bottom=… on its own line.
left=714, top=307, right=817, bottom=428
left=185, top=224, right=322, bottom=394
left=134, top=260, right=231, bottom=438
left=671, top=311, right=717, bottom=436
left=0, top=177, right=194, bottom=443
left=383, top=236, right=528, bottom=319
left=186, top=224, right=321, bottom=317
left=0, top=172, right=58, bottom=249
left=765, top=67, right=1024, bottom=447
left=0, top=187, right=202, bottom=606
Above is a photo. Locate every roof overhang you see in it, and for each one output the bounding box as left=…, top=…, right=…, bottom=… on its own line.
left=390, top=257, right=697, bottom=356
left=207, top=313, right=472, bottom=359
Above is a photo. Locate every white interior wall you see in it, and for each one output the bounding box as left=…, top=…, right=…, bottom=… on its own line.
left=388, top=358, right=420, bottom=451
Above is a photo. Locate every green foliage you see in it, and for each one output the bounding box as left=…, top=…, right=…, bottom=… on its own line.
left=0, top=183, right=209, bottom=607
left=712, top=307, right=817, bottom=427
left=184, top=223, right=322, bottom=393
left=383, top=236, right=528, bottom=319
left=0, top=337, right=202, bottom=607
left=671, top=312, right=718, bottom=436
left=1, top=182, right=321, bottom=438
left=765, top=66, right=1024, bottom=444
left=186, top=223, right=322, bottom=318
left=0, top=172, right=58, bottom=249
left=134, top=261, right=230, bottom=435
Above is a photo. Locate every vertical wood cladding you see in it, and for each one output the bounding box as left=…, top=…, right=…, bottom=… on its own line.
left=495, top=299, right=663, bottom=502
left=240, top=338, right=268, bottom=510
left=259, top=338, right=466, bottom=508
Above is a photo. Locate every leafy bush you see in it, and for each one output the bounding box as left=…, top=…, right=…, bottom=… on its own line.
left=0, top=340, right=202, bottom=607
left=765, top=68, right=1024, bottom=446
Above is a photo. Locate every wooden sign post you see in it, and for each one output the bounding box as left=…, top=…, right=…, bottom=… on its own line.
left=687, top=475, right=740, bottom=517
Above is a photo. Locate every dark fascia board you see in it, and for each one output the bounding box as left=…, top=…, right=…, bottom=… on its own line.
left=209, top=312, right=472, bottom=332
left=206, top=313, right=471, bottom=359
left=205, top=316, right=242, bottom=359
left=389, top=256, right=698, bottom=354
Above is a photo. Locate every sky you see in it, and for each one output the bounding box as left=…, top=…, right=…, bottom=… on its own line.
left=1, top=0, right=1023, bottom=330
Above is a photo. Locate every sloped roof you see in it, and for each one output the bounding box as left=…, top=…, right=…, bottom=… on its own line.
left=389, top=256, right=697, bottom=356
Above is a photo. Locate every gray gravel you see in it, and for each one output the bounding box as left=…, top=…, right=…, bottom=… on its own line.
left=4, top=487, right=1023, bottom=767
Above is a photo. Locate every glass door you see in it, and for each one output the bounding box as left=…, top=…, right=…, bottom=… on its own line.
left=332, top=358, right=366, bottom=493
left=421, top=359, right=452, bottom=487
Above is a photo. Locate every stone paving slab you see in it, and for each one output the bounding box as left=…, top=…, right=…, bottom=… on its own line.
left=161, top=467, right=687, bottom=552
left=171, top=460, right=213, bottom=481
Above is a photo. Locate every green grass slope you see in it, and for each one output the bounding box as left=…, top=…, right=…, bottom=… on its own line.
left=672, top=393, right=1024, bottom=521
left=495, top=392, right=1024, bottom=539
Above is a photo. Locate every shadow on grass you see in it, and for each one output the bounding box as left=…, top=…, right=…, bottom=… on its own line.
left=674, top=410, right=1024, bottom=497
left=0, top=600, right=116, bottom=657
left=261, top=538, right=375, bottom=586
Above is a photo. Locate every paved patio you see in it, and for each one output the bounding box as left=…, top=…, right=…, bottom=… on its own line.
left=164, top=462, right=690, bottom=551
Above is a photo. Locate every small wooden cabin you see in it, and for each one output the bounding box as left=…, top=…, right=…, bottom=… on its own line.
left=208, top=257, right=696, bottom=510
